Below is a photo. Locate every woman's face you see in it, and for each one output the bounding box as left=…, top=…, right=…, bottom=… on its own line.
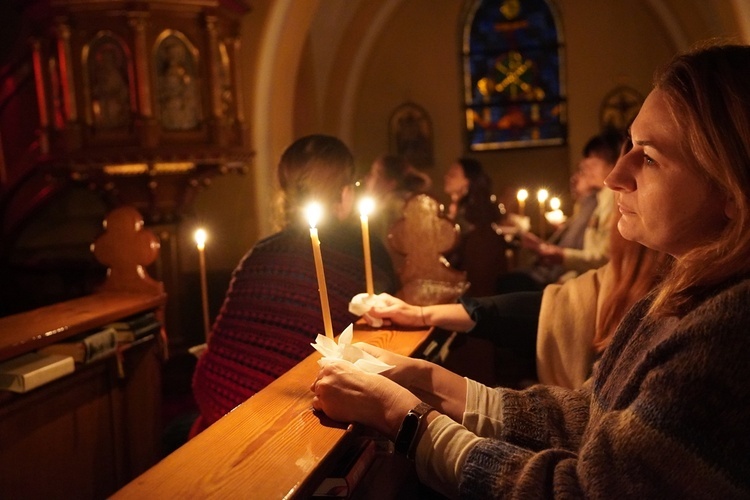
left=444, top=162, right=469, bottom=198
left=605, top=89, right=728, bottom=258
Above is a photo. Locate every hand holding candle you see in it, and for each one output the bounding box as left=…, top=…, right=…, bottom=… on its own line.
left=358, top=197, right=375, bottom=296
left=194, top=228, right=211, bottom=342
left=305, top=203, right=334, bottom=340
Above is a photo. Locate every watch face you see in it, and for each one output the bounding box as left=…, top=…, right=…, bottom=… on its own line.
left=394, top=411, right=420, bottom=456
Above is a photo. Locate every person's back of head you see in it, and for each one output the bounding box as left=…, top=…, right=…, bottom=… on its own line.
left=366, top=154, right=431, bottom=197
left=456, top=157, right=490, bottom=191
left=379, top=154, right=409, bottom=184
left=456, top=157, right=500, bottom=224
left=583, top=129, right=624, bottom=165
left=578, top=129, right=625, bottom=195
left=277, top=134, right=355, bottom=229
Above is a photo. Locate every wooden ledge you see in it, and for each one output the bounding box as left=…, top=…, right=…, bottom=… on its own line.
left=0, top=291, right=167, bottom=362
left=113, top=323, right=433, bottom=499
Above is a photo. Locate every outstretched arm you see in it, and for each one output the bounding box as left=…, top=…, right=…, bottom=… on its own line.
left=366, top=293, right=476, bottom=332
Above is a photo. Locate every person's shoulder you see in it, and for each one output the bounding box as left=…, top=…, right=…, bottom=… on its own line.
left=238, top=228, right=307, bottom=263
left=707, top=276, right=750, bottom=309
left=683, top=276, right=750, bottom=336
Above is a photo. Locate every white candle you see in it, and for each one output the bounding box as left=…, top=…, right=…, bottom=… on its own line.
left=194, top=228, right=211, bottom=342
left=358, top=197, right=375, bottom=296
left=517, top=188, right=528, bottom=216
left=537, top=189, right=548, bottom=236
left=305, top=203, right=334, bottom=339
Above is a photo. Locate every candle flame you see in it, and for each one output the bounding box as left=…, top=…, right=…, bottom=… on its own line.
left=517, top=189, right=528, bottom=202
left=305, top=202, right=322, bottom=228
left=550, top=197, right=561, bottom=210
left=537, top=189, right=549, bottom=203
left=194, top=228, right=207, bottom=250
left=358, top=197, right=375, bottom=217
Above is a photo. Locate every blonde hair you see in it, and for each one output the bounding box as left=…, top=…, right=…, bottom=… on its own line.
left=648, top=42, right=750, bottom=316
left=275, top=135, right=355, bottom=229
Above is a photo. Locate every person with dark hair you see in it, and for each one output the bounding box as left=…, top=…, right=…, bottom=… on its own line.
left=442, top=158, right=506, bottom=293
left=190, top=135, right=397, bottom=437
left=364, top=153, right=432, bottom=270
left=498, top=130, right=625, bottom=293
left=443, top=157, right=501, bottom=227
left=311, top=43, right=750, bottom=498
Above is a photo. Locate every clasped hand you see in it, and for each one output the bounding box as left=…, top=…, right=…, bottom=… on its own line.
left=310, top=342, right=420, bottom=440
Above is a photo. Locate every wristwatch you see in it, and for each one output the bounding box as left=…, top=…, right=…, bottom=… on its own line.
left=394, top=401, right=434, bottom=460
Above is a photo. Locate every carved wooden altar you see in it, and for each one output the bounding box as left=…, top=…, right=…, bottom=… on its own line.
left=19, top=0, right=254, bottom=223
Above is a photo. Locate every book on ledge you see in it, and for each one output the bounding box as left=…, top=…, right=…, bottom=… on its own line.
left=38, top=327, right=118, bottom=364
left=0, top=352, right=75, bottom=393
left=104, top=311, right=162, bottom=343
left=313, top=439, right=377, bottom=497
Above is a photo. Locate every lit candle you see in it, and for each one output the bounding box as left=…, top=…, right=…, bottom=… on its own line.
left=549, top=197, right=561, bottom=211
left=194, top=228, right=211, bottom=342
left=517, top=188, right=528, bottom=216
left=305, top=203, right=334, bottom=339
left=358, top=197, right=375, bottom=296
left=537, top=189, right=548, bottom=236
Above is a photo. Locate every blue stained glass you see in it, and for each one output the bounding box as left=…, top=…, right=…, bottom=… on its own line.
left=463, top=0, right=566, bottom=150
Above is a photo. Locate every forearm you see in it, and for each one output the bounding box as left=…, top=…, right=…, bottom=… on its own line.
left=422, top=303, right=475, bottom=332
left=402, top=357, right=467, bottom=422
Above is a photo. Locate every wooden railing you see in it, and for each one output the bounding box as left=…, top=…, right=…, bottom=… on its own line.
left=113, top=323, right=434, bottom=499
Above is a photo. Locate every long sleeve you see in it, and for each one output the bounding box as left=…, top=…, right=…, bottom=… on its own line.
left=414, top=378, right=590, bottom=498
left=455, top=279, right=750, bottom=499
left=561, top=189, right=614, bottom=275
left=460, top=293, right=541, bottom=354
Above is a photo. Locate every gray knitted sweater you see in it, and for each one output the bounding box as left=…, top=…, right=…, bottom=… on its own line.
left=460, top=277, right=750, bottom=498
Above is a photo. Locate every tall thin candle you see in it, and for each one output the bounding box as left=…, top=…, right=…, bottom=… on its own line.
left=305, top=203, right=334, bottom=339
left=537, top=189, right=548, bottom=237
left=517, top=188, right=528, bottom=216
left=358, top=197, right=375, bottom=295
left=194, top=228, right=211, bottom=342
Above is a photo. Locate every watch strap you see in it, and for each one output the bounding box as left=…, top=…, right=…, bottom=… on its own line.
left=394, top=401, right=434, bottom=460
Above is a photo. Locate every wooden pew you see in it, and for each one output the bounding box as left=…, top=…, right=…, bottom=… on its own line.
left=0, top=206, right=167, bottom=499
left=113, top=323, right=434, bottom=498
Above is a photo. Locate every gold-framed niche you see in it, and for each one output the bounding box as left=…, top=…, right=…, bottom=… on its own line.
left=29, top=0, right=252, bottom=222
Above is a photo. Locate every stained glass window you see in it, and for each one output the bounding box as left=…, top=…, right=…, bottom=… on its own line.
left=463, top=0, right=566, bottom=150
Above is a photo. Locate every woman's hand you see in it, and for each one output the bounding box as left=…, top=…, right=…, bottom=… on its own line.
left=354, top=342, right=421, bottom=388
left=366, top=293, right=425, bottom=327
left=520, top=231, right=544, bottom=252
left=536, top=243, right=564, bottom=265
left=310, top=360, right=420, bottom=439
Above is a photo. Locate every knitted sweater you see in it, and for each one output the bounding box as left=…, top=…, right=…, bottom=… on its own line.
left=417, top=276, right=750, bottom=498
left=191, top=222, right=397, bottom=434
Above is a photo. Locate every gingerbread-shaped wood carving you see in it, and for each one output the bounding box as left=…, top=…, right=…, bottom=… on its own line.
left=91, top=206, right=164, bottom=295
left=388, top=194, right=468, bottom=305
